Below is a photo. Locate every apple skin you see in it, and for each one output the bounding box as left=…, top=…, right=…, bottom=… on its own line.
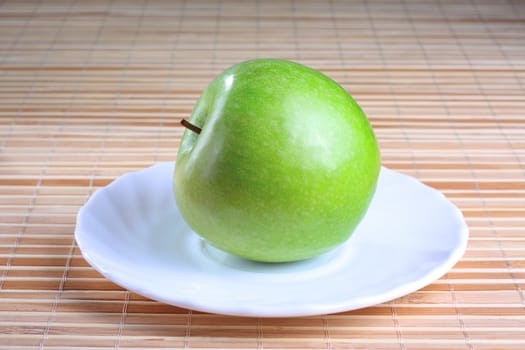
left=174, top=59, right=380, bottom=262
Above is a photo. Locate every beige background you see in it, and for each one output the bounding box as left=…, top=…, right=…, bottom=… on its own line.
left=0, top=0, right=524, bottom=348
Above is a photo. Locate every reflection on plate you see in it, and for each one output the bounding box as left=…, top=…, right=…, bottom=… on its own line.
left=75, top=162, right=468, bottom=317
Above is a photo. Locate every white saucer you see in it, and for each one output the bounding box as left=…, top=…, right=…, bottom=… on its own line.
left=75, top=162, right=468, bottom=317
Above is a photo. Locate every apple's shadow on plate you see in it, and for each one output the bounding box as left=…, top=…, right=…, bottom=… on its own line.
left=146, top=198, right=356, bottom=277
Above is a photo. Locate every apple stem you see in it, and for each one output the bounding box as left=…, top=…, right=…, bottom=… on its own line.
left=181, top=119, right=202, bottom=134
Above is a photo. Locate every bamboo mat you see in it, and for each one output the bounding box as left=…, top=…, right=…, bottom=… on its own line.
left=1, top=0, right=524, bottom=348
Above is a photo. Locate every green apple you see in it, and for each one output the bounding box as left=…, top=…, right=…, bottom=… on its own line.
left=174, top=59, right=380, bottom=263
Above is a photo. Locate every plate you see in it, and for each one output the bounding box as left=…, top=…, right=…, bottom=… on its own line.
left=75, top=162, right=468, bottom=317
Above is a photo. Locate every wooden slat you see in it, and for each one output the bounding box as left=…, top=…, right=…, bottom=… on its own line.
left=1, top=0, right=524, bottom=349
